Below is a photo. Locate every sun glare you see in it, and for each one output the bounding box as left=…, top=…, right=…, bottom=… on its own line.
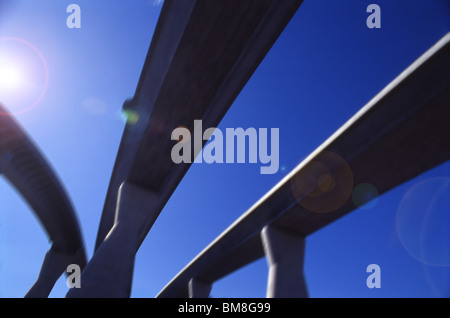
left=0, top=62, right=24, bottom=91
left=0, top=37, right=49, bottom=115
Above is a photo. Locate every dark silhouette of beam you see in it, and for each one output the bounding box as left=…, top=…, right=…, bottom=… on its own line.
left=95, top=0, right=303, bottom=251
left=67, top=0, right=302, bottom=298
left=157, top=32, right=450, bottom=298
left=0, top=105, right=87, bottom=297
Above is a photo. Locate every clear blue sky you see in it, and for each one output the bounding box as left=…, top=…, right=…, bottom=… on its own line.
left=0, top=0, right=449, bottom=298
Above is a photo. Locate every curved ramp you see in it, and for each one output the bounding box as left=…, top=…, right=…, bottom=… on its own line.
left=0, top=105, right=87, bottom=297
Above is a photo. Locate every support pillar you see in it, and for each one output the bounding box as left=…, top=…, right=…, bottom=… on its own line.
left=261, top=224, right=308, bottom=298
left=25, top=245, right=85, bottom=298
left=66, top=181, right=157, bottom=297
left=188, top=278, right=212, bottom=298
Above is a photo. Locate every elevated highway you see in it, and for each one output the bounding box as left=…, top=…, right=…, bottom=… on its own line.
left=157, top=33, right=450, bottom=298
left=0, top=105, right=87, bottom=297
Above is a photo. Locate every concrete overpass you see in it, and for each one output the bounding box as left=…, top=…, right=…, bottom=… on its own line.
left=157, top=32, right=450, bottom=298
left=0, top=105, right=87, bottom=297
left=67, top=0, right=304, bottom=297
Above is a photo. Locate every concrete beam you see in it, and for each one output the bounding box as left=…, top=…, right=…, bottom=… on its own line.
left=0, top=105, right=86, bottom=255
left=261, top=225, right=307, bottom=298
left=157, top=33, right=450, bottom=298
left=0, top=104, right=87, bottom=297
left=94, top=0, right=304, bottom=253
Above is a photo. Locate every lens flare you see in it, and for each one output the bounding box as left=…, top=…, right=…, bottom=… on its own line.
left=352, top=183, right=379, bottom=210
left=0, top=63, right=23, bottom=90
left=118, top=105, right=149, bottom=133
left=396, top=177, right=450, bottom=267
left=0, top=37, right=49, bottom=116
left=121, top=109, right=140, bottom=125
left=82, top=97, right=107, bottom=116
left=290, top=151, right=354, bottom=213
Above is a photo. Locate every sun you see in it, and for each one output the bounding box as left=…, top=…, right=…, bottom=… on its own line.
left=0, top=61, right=24, bottom=91
left=0, top=37, right=49, bottom=115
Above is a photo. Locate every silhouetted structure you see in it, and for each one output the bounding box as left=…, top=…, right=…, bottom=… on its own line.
left=0, top=105, right=87, bottom=298
left=67, top=0, right=303, bottom=298
left=2, top=0, right=449, bottom=298
left=158, top=33, right=450, bottom=297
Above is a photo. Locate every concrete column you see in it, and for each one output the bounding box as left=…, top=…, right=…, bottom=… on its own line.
left=25, top=245, right=84, bottom=298
left=261, top=224, right=308, bottom=298
left=66, top=181, right=157, bottom=298
left=188, top=278, right=212, bottom=298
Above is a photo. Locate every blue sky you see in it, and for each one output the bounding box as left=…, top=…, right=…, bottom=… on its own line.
left=0, top=0, right=449, bottom=298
